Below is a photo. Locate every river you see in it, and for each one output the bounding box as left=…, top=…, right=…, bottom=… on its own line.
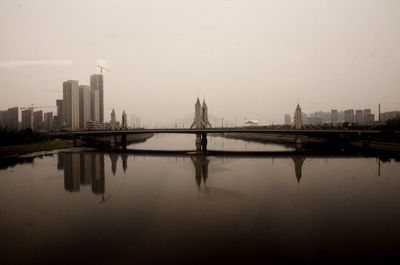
left=0, top=134, right=399, bottom=264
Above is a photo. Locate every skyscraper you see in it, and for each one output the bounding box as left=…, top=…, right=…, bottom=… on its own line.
left=344, top=109, right=355, bottom=123
left=54, top=99, right=63, bottom=129
left=44, top=112, right=54, bottom=131
left=63, top=80, right=80, bottom=130
left=21, top=108, right=33, bottom=129
left=6, top=107, right=19, bottom=130
left=90, top=74, right=104, bottom=123
left=0, top=111, right=4, bottom=128
left=355, top=110, right=364, bottom=124
left=33, top=110, right=43, bottom=130
left=79, top=85, right=91, bottom=129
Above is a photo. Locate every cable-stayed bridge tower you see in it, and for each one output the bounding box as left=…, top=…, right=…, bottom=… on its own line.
left=190, top=98, right=212, bottom=151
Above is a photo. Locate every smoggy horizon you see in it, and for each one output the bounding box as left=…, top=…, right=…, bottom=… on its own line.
left=1, top=0, right=399, bottom=125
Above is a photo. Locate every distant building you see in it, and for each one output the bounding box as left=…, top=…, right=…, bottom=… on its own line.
left=85, top=121, right=105, bottom=130
left=21, top=108, right=33, bottom=129
left=121, top=110, right=128, bottom=130
left=363, top=109, right=371, bottom=123
left=381, top=111, right=400, bottom=123
left=63, top=80, right=80, bottom=130
left=307, top=117, right=322, bottom=125
left=284, top=113, right=291, bottom=125
left=245, top=120, right=258, bottom=126
left=44, top=112, right=54, bottom=131
left=90, top=74, right=104, bottom=123
left=331, top=109, right=338, bottom=123
left=355, top=110, right=363, bottom=124
left=110, top=109, right=117, bottom=130
left=53, top=99, right=63, bottom=129
left=0, top=111, right=4, bottom=128
left=79, top=85, right=91, bottom=129
left=5, top=107, right=19, bottom=130
left=33, top=110, right=43, bottom=130
left=344, top=109, right=355, bottom=123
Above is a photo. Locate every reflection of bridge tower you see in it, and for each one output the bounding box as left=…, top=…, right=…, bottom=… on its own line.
left=121, top=153, right=128, bottom=173
left=190, top=98, right=212, bottom=152
left=109, top=153, right=129, bottom=175
left=191, top=156, right=209, bottom=189
left=109, top=153, right=119, bottom=176
left=292, top=156, right=306, bottom=182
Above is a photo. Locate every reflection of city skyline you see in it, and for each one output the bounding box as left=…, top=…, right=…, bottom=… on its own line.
left=58, top=152, right=309, bottom=198
left=55, top=152, right=393, bottom=199
left=58, top=152, right=105, bottom=196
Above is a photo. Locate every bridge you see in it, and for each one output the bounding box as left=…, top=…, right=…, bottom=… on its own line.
left=51, top=99, right=399, bottom=152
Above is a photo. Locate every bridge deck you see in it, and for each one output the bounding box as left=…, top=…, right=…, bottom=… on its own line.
left=51, top=128, right=387, bottom=137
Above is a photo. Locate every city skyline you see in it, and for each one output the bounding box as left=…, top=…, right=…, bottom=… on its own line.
left=1, top=0, right=399, bottom=125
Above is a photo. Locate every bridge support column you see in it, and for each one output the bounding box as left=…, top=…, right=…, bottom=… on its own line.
left=111, top=134, right=117, bottom=149
left=195, top=134, right=202, bottom=151
left=201, top=133, right=207, bottom=152
left=72, top=138, right=78, bottom=147
left=295, top=135, right=303, bottom=150
left=121, top=133, right=127, bottom=150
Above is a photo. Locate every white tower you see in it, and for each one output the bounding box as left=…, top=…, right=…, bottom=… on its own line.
left=190, top=98, right=212, bottom=129
left=190, top=98, right=202, bottom=129
left=110, top=109, right=116, bottom=130
left=201, top=99, right=212, bottom=128
left=294, top=104, right=303, bottom=129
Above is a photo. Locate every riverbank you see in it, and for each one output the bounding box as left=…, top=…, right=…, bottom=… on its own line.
left=222, top=132, right=400, bottom=152
left=0, top=140, right=73, bottom=157
left=0, top=133, right=154, bottom=157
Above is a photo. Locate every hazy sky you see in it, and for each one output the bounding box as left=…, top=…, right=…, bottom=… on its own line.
left=1, top=0, right=399, bottom=125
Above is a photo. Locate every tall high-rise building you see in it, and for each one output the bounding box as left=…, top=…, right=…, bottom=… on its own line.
left=63, top=80, right=80, bottom=130
left=6, top=107, right=19, bottom=130
left=0, top=111, right=4, bottom=128
left=364, top=109, right=372, bottom=123
left=21, top=108, right=33, bottom=129
left=90, top=74, right=104, bottom=123
left=331, top=109, right=338, bottom=123
left=355, top=110, right=364, bottom=124
left=344, top=109, right=355, bottom=123
left=33, top=110, right=43, bottom=130
left=54, top=99, right=63, bottom=128
left=79, top=85, right=91, bottom=129
left=44, top=112, right=54, bottom=131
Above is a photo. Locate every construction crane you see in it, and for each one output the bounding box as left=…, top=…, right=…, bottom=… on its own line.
left=20, top=105, right=56, bottom=110
left=97, top=64, right=110, bottom=75
left=41, top=90, right=62, bottom=93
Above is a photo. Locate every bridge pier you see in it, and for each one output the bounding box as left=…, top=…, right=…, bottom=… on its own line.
left=295, top=135, right=303, bottom=150
left=195, top=134, right=202, bottom=151
left=201, top=133, right=207, bottom=152
left=121, top=133, right=127, bottom=150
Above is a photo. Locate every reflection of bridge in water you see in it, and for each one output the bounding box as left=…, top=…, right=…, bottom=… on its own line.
left=56, top=151, right=386, bottom=199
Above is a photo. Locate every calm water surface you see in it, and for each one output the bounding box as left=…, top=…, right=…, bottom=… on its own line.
left=1, top=135, right=400, bottom=264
